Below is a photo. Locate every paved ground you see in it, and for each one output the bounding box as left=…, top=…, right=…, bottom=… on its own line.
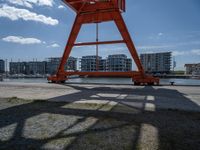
left=0, top=82, right=200, bottom=149
left=0, top=82, right=200, bottom=112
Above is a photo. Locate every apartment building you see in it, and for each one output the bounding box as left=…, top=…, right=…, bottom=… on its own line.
left=140, top=52, right=172, bottom=74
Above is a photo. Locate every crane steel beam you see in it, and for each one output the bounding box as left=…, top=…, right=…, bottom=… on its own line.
left=74, top=40, right=125, bottom=46
left=48, top=0, right=159, bottom=85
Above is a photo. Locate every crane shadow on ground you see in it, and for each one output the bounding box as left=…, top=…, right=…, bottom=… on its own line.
left=0, top=85, right=200, bottom=150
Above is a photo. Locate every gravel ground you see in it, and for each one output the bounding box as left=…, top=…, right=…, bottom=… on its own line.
left=0, top=98, right=200, bottom=150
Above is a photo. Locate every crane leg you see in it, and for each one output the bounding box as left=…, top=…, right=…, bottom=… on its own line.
left=48, top=15, right=82, bottom=83
left=113, top=11, right=159, bottom=85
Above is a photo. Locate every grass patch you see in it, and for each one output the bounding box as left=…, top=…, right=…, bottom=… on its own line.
left=7, top=97, right=32, bottom=104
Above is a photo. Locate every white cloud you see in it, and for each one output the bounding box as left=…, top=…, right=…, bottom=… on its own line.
left=58, top=5, right=64, bottom=9
left=2, top=36, right=42, bottom=44
left=172, top=51, right=187, bottom=56
left=137, top=45, right=170, bottom=50
left=158, top=32, right=163, bottom=36
left=0, top=5, right=59, bottom=25
left=7, top=0, right=33, bottom=8
left=137, top=40, right=200, bottom=51
left=36, top=0, right=54, bottom=7
left=48, top=43, right=60, bottom=48
left=172, top=49, right=200, bottom=56
left=6, top=0, right=54, bottom=8
left=175, top=41, right=200, bottom=47
left=191, top=49, right=200, bottom=55
left=148, top=33, right=164, bottom=40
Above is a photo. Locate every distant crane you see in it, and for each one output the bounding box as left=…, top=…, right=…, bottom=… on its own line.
left=48, top=0, right=159, bottom=85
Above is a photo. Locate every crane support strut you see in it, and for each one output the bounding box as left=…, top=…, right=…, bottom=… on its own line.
left=48, top=0, right=159, bottom=85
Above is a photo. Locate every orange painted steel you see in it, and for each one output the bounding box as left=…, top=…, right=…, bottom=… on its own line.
left=48, top=0, right=159, bottom=85
left=74, top=40, right=125, bottom=46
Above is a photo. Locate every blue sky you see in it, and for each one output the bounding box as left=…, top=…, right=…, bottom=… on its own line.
left=0, top=0, right=200, bottom=70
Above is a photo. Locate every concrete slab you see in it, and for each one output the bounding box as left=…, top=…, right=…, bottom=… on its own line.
left=0, top=82, right=200, bottom=112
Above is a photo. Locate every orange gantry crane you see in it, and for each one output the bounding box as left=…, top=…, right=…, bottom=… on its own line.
left=48, top=0, right=159, bottom=85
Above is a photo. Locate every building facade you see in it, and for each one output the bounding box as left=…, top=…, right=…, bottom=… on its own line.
left=140, top=52, right=172, bottom=74
left=46, top=58, right=60, bottom=75
left=9, top=57, right=77, bottom=75
left=9, top=61, right=46, bottom=75
left=10, top=62, right=27, bottom=74
left=99, top=59, right=107, bottom=71
left=185, top=63, right=200, bottom=75
left=0, top=59, right=5, bottom=74
left=8, top=54, right=133, bottom=75
left=66, top=57, right=78, bottom=71
left=46, top=57, right=77, bottom=75
left=81, top=54, right=132, bottom=72
left=81, top=56, right=103, bottom=71
left=107, top=54, right=132, bottom=71
left=26, top=61, right=46, bottom=75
